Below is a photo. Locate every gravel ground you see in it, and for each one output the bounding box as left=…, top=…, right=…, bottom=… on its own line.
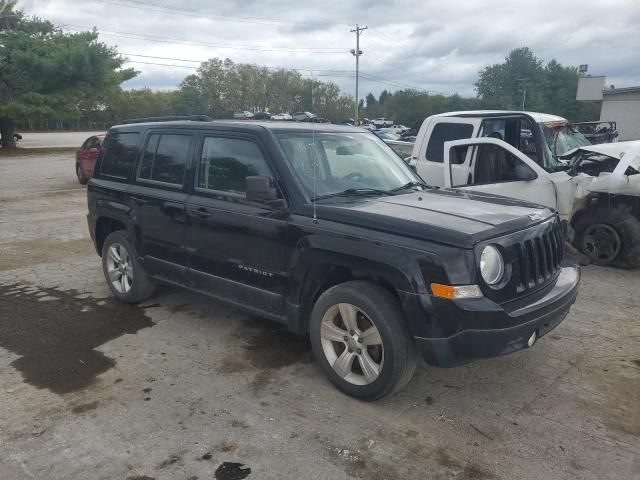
left=0, top=151, right=638, bottom=480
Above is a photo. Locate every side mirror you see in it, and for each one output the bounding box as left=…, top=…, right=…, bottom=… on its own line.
left=246, top=176, right=278, bottom=202
left=89, top=147, right=99, bottom=154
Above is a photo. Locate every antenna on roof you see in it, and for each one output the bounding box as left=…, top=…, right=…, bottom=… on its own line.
left=311, top=69, right=318, bottom=224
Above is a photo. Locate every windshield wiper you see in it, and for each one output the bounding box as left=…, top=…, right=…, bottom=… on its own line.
left=386, top=181, right=430, bottom=193
left=312, top=188, right=392, bottom=202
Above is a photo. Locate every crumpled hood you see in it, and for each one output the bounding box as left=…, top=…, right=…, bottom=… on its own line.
left=315, top=188, right=554, bottom=248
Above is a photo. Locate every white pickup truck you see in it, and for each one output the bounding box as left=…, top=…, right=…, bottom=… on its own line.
left=408, top=110, right=640, bottom=268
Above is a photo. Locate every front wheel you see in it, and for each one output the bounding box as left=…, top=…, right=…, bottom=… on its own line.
left=574, top=208, right=640, bottom=269
left=101, top=231, right=156, bottom=303
left=309, top=281, right=417, bottom=400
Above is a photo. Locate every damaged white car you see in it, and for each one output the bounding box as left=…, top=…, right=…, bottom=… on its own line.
left=410, top=111, right=640, bottom=268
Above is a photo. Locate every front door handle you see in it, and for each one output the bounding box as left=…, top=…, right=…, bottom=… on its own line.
left=131, top=195, right=149, bottom=205
left=189, top=207, right=213, bottom=219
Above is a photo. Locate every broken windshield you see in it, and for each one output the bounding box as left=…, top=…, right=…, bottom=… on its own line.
left=541, top=124, right=591, bottom=165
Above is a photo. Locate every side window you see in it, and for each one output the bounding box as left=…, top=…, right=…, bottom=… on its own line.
left=138, top=134, right=191, bottom=185
left=81, top=138, right=92, bottom=149
left=471, top=144, right=536, bottom=186
left=197, top=136, right=272, bottom=195
left=100, top=132, right=140, bottom=178
left=425, top=123, right=474, bottom=163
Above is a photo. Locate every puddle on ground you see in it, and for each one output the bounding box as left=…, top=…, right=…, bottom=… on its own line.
left=0, top=283, right=154, bottom=394
left=215, top=462, right=251, bottom=480
left=218, top=317, right=312, bottom=375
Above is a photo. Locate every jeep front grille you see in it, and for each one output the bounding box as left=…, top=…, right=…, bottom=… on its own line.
left=510, top=223, right=564, bottom=293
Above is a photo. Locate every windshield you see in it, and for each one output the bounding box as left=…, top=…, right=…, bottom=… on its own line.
left=541, top=124, right=592, bottom=165
left=276, top=132, right=421, bottom=200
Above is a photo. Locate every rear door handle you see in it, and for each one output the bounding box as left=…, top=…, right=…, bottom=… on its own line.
left=189, top=206, right=213, bottom=219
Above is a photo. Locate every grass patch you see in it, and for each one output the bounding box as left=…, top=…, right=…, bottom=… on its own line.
left=0, top=147, right=76, bottom=157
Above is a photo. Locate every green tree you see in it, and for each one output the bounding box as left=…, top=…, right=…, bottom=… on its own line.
left=475, top=47, right=599, bottom=121
left=0, top=1, right=136, bottom=147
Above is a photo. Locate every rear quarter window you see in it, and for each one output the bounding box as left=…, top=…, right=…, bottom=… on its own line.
left=100, top=132, right=141, bottom=178
left=425, top=123, right=474, bottom=163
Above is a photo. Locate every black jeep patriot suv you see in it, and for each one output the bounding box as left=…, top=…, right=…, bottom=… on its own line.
left=87, top=117, right=580, bottom=400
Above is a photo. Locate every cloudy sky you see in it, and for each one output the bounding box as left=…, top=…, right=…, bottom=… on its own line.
left=19, top=0, right=640, bottom=99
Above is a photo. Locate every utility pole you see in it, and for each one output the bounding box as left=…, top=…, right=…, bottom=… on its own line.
left=350, top=24, right=367, bottom=124
left=517, top=78, right=527, bottom=110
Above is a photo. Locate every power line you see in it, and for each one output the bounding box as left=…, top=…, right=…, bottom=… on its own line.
left=122, top=58, right=355, bottom=77
left=121, top=52, right=356, bottom=74
left=93, top=0, right=352, bottom=28
left=63, top=25, right=347, bottom=53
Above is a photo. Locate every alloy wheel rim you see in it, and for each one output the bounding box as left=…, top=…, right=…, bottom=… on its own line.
left=106, top=243, right=134, bottom=293
left=320, top=303, right=384, bottom=386
left=582, top=224, right=621, bottom=263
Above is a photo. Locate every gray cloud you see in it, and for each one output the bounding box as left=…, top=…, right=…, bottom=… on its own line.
left=18, top=0, right=640, bottom=99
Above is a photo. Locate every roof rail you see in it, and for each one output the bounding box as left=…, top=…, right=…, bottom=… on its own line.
left=122, top=115, right=212, bottom=124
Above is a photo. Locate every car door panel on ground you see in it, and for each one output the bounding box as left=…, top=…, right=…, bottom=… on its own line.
left=130, top=131, right=193, bottom=284
left=185, top=133, right=290, bottom=320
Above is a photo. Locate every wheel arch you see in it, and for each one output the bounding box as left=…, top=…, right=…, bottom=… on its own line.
left=287, top=239, right=425, bottom=334
left=94, top=216, right=130, bottom=256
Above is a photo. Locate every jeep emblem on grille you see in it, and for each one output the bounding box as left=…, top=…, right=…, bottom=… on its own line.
left=528, top=211, right=544, bottom=221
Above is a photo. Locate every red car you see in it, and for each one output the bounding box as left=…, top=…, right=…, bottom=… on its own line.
left=75, top=134, right=105, bottom=184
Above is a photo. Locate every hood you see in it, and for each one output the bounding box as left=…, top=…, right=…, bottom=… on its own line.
left=561, top=140, right=640, bottom=161
left=315, top=189, right=554, bottom=248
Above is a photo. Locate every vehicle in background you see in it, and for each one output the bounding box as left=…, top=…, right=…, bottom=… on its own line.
left=293, top=111, right=317, bottom=121
left=75, top=134, right=105, bottom=184
left=253, top=112, right=271, bottom=120
left=374, top=129, right=401, bottom=141
left=408, top=110, right=640, bottom=268
left=233, top=111, right=254, bottom=120
left=271, top=112, right=293, bottom=121
left=13, top=132, right=22, bottom=142
left=301, top=116, right=329, bottom=123
left=383, top=138, right=415, bottom=158
left=362, top=123, right=377, bottom=131
left=573, top=121, right=619, bottom=145
left=341, top=118, right=355, bottom=126
left=372, top=117, right=393, bottom=128
left=389, top=124, right=409, bottom=135
left=87, top=117, right=579, bottom=400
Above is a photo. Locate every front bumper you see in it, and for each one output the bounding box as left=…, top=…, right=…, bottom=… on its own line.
left=410, top=264, right=580, bottom=367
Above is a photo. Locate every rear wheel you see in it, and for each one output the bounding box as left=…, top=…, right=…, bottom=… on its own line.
left=574, top=208, right=640, bottom=269
left=76, top=163, right=87, bottom=185
left=102, top=231, right=156, bottom=303
left=309, top=281, right=417, bottom=400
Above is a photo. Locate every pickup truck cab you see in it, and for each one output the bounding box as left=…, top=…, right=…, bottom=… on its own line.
left=410, top=111, right=640, bottom=268
left=87, top=117, right=580, bottom=400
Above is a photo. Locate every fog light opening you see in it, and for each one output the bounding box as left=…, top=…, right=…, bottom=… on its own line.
left=527, top=331, right=537, bottom=348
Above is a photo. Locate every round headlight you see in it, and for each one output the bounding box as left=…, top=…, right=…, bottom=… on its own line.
left=480, top=245, right=504, bottom=286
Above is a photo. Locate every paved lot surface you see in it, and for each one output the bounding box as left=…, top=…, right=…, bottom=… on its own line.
left=0, top=152, right=639, bottom=480
left=17, top=131, right=106, bottom=149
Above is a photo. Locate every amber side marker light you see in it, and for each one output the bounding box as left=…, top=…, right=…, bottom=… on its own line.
left=431, top=283, right=483, bottom=300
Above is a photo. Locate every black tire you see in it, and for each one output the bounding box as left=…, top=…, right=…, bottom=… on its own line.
left=574, top=208, right=640, bottom=269
left=101, top=231, right=156, bottom=303
left=76, top=163, right=87, bottom=185
left=309, top=280, right=417, bottom=400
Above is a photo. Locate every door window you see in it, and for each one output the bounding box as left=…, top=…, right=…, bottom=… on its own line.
left=100, top=132, right=140, bottom=179
left=138, top=133, right=191, bottom=185
left=197, top=136, right=272, bottom=195
left=467, top=144, right=536, bottom=186
left=425, top=122, right=474, bottom=163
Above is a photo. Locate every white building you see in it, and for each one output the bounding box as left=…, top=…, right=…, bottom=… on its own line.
left=600, top=86, right=640, bottom=141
